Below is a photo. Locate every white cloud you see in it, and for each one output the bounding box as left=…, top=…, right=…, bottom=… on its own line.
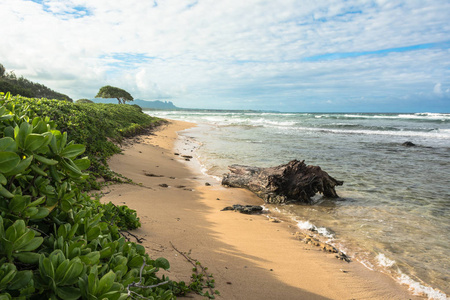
left=0, top=0, right=449, bottom=111
left=434, top=83, right=442, bottom=96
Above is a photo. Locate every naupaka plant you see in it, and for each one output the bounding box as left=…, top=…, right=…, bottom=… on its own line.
left=0, top=95, right=89, bottom=223
left=0, top=93, right=182, bottom=299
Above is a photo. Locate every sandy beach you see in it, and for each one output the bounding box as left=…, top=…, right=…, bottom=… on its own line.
left=102, top=120, right=422, bottom=300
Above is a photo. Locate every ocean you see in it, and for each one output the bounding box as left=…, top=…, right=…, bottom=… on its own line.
left=146, top=110, right=449, bottom=299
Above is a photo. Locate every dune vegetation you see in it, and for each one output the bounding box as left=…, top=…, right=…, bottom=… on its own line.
left=0, top=93, right=216, bottom=299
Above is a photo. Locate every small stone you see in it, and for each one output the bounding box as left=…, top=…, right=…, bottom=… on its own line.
left=402, top=141, right=416, bottom=147
left=159, top=184, right=169, bottom=188
left=270, top=269, right=273, bottom=271
left=205, top=182, right=211, bottom=186
left=174, top=153, right=180, bottom=155
left=216, top=198, right=220, bottom=200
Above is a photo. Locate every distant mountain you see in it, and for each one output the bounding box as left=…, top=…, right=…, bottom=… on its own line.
left=91, top=98, right=178, bottom=109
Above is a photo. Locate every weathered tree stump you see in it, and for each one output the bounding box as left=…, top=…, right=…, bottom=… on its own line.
left=221, top=160, right=343, bottom=204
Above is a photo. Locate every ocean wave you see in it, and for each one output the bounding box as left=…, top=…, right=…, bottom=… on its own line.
left=399, top=274, right=447, bottom=300
left=286, top=126, right=450, bottom=140
left=365, top=253, right=448, bottom=300
left=313, top=113, right=450, bottom=122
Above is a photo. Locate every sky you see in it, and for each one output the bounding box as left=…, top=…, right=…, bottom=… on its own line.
left=1, top=0, right=449, bottom=112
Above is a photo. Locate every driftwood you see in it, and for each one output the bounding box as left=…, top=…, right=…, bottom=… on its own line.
left=222, top=160, right=343, bottom=204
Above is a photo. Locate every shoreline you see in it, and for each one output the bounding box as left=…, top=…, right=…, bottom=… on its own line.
left=102, top=120, right=423, bottom=299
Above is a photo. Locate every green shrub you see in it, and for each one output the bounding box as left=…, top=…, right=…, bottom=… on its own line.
left=3, top=95, right=165, bottom=190
left=0, top=93, right=191, bottom=299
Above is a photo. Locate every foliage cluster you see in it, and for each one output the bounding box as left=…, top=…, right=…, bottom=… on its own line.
left=6, top=95, right=164, bottom=190
left=0, top=92, right=194, bottom=299
left=0, top=64, right=72, bottom=102
left=95, top=86, right=133, bottom=105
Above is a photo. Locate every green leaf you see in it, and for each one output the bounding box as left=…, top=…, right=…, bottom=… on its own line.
left=5, top=219, right=26, bottom=241
left=155, top=257, right=170, bottom=270
left=55, top=260, right=70, bottom=283
left=80, top=251, right=100, bottom=265
left=8, top=270, right=32, bottom=290
left=0, top=263, right=17, bottom=286
left=127, top=256, right=144, bottom=268
left=59, top=259, right=84, bottom=285
left=56, top=286, right=81, bottom=300
left=40, top=257, right=55, bottom=280
left=0, top=293, right=12, bottom=300
left=24, top=134, right=46, bottom=151
left=0, top=152, right=20, bottom=173
left=0, top=173, right=6, bottom=185
left=29, top=207, right=50, bottom=220
left=18, top=122, right=32, bottom=148
left=60, top=144, right=85, bottom=159
left=34, top=154, right=58, bottom=165
left=30, top=164, right=47, bottom=176
left=17, top=237, right=43, bottom=252
left=0, top=114, right=13, bottom=121
left=73, top=157, right=90, bottom=170
left=13, top=252, right=41, bottom=264
left=86, top=226, right=100, bottom=241
left=4, top=155, right=33, bottom=176
left=22, top=207, right=39, bottom=218
left=0, top=185, right=14, bottom=198
left=29, top=196, right=46, bottom=207
left=8, top=195, right=30, bottom=214
left=0, top=137, right=17, bottom=152
left=3, top=126, right=15, bottom=139
left=61, top=158, right=82, bottom=176
left=97, top=270, right=116, bottom=296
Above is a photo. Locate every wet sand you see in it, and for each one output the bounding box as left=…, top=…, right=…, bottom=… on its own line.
left=102, top=120, right=422, bottom=299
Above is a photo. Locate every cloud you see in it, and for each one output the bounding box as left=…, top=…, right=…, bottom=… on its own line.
left=434, top=83, right=443, bottom=96
left=0, top=0, right=449, bottom=111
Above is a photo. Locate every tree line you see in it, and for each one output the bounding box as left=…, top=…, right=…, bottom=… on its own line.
left=0, top=63, right=72, bottom=101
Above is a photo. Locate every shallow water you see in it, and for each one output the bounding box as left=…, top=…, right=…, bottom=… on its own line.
left=147, top=110, right=450, bottom=299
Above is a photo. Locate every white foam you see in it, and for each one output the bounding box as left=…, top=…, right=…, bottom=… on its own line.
left=296, top=220, right=335, bottom=239
left=398, top=274, right=448, bottom=300
left=376, top=253, right=396, bottom=268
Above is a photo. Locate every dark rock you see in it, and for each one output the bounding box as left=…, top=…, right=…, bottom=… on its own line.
left=402, top=141, right=416, bottom=147
left=205, top=182, right=211, bottom=186
left=144, top=172, right=164, bottom=177
left=222, top=160, right=343, bottom=204
left=159, top=184, right=169, bottom=188
left=221, top=204, right=264, bottom=214
left=182, top=155, right=193, bottom=159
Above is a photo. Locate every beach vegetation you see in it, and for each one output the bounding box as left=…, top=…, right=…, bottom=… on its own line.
left=95, top=85, right=134, bottom=104
left=0, top=92, right=218, bottom=299
left=3, top=94, right=164, bottom=190
left=75, top=99, right=94, bottom=104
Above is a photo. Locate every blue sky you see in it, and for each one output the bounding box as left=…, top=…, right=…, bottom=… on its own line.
left=1, top=0, right=449, bottom=112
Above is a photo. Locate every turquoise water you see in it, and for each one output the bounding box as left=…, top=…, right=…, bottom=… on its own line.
left=147, top=111, right=450, bottom=299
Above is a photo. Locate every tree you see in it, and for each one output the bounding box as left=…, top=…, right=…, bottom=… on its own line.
left=95, top=85, right=133, bottom=104
left=0, top=63, right=5, bottom=77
